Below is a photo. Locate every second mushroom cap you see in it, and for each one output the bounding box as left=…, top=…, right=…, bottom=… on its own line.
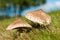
left=25, top=9, right=51, bottom=26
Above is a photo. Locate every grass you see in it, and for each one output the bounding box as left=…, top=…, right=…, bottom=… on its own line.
left=0, top=10, right=60, bottom=40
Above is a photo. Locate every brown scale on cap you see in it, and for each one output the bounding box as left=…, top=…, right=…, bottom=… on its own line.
left=25, top=9, right=51, bottom=26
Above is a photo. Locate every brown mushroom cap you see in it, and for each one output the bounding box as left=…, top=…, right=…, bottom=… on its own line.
left=6, top=18, right=32, bottom=30
left=35, top=9, right=51, bottom=25
left=25, top=9, right=51, bottom=25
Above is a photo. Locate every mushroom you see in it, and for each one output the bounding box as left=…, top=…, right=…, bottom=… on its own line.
left=6, top=18, right=32, bottom=30
left=6, top=18, right=32, bottom=37
left=25, top=9, right=51, bottom=27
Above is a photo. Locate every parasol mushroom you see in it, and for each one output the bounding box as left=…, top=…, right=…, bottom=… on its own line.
left=25, top=9, right=51, bottom=27
left=6, top=18, right=32, bottom=30
left=6, top=18, right=32, bottom=37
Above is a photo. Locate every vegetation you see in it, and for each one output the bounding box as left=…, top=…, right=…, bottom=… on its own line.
left=0, top=0, right=46, bottom=16
left=0, top=10, right=60, bottom=40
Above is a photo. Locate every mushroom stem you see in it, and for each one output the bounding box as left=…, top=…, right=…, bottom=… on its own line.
left=16, top=28, right=23, bottom=37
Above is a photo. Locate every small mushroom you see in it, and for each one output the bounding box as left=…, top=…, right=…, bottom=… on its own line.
left=6, top=18, right=32, bottom=37
left=25, top=9, right=51, bottom=26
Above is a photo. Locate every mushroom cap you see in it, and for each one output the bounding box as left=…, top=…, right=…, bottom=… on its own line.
left=25, top=9, right=51, bottom=25
left=36, top=9, right=51, bottom=25
left=6, top=18, right=32, bottom=30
